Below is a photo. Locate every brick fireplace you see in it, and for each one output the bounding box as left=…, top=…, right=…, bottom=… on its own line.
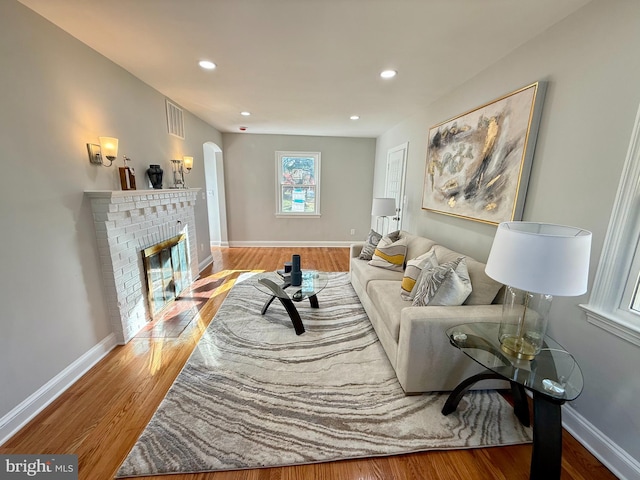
left=86, top=189, right=200, bottom=343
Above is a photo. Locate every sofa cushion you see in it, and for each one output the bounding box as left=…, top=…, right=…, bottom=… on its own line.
left=367, top=280, right=406, bottom=342
left=358, top=229, right=383, bottom=261
left=399, top=231, right=438, bottom=261
left=431, top=245, right=502, bottom=305
left=400, top=250, right=439, bottom=300
left=350, top=258, right=404, bottom=292
left=412, top=257, right=472, bottom=306
left=369, top=233, right=407, bottom=271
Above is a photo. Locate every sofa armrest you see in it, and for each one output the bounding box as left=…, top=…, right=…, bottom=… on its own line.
left=350, top=242, right=365, bottom=258
left=395, top=305, right=508, bottom=393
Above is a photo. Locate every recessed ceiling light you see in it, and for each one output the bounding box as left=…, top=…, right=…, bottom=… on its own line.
left=240, top=111, right=251, bottom=116
left=350, top=115, right=360, bottom=120
left=380, top=69, right=397, bottom=79
left=199, top=60, right=216, bottom=70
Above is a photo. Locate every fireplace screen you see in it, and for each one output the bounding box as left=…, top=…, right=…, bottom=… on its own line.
left=142, top=233, right=189, bottom=316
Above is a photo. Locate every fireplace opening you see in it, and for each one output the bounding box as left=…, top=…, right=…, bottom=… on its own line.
left=142, top=233, right=190, bottom=317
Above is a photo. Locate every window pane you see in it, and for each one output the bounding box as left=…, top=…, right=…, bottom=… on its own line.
left=281, top=157, right=316, bottom=184
left=281, top=185, right=315, bottom=212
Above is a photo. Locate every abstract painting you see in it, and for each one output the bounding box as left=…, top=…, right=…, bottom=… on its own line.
left=422, top=82, right=546, bottom=225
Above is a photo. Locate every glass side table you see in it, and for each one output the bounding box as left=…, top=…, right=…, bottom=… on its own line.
left=442, top=322, right=583, bottom=480
left=254, top=270, right=329, bottom=335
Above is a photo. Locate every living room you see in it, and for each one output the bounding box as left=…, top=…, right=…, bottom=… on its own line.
left=1, top=0, right=639, bottom=479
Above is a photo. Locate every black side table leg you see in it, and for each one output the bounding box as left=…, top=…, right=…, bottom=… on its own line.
left=261, top=295, right=277, bottom=315
left=277, top=297, right=305, bottom=335
left=442, top=371, right=503, bottom=415
left=530, top=392, right=563, bottom=480
left=308, top=294, right=319, bottom=309
left=511, top=381, right=531, bottom=427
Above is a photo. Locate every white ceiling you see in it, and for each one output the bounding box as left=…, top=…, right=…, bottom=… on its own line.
left=19, top=0, right=591, bottom=138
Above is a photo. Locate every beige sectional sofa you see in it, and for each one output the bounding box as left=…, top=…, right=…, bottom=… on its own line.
left=349, top=230, right=507, bottom=394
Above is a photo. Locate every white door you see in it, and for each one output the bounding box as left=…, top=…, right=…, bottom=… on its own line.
left=384, top=142, right=408, bottom=234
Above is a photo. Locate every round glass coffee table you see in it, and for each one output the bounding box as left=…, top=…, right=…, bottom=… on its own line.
left=442, top=322, right=583, bottom=480
left=254, top=270, right=329, bottom=335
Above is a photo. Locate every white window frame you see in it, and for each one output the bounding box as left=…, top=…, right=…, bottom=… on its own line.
left=275, top=151, right=321, bottom=218
left=580, top=104, right=640, bottom=347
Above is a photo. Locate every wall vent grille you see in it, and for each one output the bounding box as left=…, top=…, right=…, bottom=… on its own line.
left=166, top=99, right=185, bottom=139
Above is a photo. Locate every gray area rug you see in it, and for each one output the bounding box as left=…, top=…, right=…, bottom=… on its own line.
left=116, top=272, right=531, bottom=477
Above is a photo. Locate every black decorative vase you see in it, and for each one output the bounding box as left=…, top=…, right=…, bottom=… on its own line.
left=291, top=254, right=302, bottom=286
left=147, top=164, right=163, bottom=189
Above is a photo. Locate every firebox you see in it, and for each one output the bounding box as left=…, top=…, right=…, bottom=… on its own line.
left=141, top=233, right=190, bottom=316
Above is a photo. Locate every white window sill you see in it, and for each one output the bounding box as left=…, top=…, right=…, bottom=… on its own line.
left=579, top=304, right=640, bottom=347
left=275, top=213, right=321, bottom=219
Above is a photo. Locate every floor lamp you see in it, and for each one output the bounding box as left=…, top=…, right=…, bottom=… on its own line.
left=371, top=198, right=397, bottom=234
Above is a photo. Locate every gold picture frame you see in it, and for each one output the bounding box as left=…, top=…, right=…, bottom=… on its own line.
left=422, top=82, right=546, bottom=225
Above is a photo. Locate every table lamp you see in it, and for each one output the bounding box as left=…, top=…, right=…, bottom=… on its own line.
left=371, top=197, right=397, bottom=233
left=485, top=222, right=592, bottom=359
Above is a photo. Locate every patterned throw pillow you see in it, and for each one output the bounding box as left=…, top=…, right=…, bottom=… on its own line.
left=412, top=257, right=472, bottom=306
left=368, top=232, right=407, bottom=272
left=400, top=250, right=439, bottom=300
left=358, top=229, right=383, bottom=261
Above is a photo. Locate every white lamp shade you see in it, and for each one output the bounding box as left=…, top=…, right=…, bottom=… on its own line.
left=98, top=137, right=118, bottom=159
left=183, top=156, right=193, bottom=169
left=371, top=197, right=396, bottom=217
left=485, top=222, right=592, bottom=296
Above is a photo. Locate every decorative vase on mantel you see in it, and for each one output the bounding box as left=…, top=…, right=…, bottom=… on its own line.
left=147, top=164, right=163, bottom=189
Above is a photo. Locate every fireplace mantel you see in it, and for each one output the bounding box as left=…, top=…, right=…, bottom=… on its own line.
left=85, top=188, right=200, bottom=343
left=85, top=188, right=200, bottom=198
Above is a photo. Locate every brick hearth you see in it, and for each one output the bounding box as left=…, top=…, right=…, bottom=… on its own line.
left=86, top=189, right=200, bottom=343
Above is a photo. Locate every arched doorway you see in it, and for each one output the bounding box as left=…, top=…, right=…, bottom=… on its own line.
left=203, top=142, right=229, bottom=247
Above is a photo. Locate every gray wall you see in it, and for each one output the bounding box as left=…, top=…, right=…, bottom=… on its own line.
left=374, top=0, right=640, bottom=466
left=222, top=133, right=376, bottom=244
left=0, top=1, right=221, bottom=420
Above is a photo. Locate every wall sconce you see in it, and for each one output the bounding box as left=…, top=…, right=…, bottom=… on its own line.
left=87, top=137, right=119, bottom=167
left=183, top=156, right=193, bottom=173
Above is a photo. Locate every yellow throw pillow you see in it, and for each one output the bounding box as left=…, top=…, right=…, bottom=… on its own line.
left=368, top=234, right=408, bottom=272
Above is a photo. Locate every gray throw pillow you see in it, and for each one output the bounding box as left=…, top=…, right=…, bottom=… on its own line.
left=359, top=229, right=383, bottom=260
left=400, top=250, right=439, bottom=300
left=412, top=257, right=472, bottom=306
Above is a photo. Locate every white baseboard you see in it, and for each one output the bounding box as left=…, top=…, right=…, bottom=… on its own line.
left=210, top=241, right=230, bottom=247
left=0, top=333, right=118, bottom=446
left=229, top=240, right=354, bottom=247
left=198, top=253, right=213, bottom=272
left=563, top=404, right=640, bottom=479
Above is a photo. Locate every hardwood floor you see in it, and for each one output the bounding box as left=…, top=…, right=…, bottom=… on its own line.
left=1, top=247, right=615, bottom=480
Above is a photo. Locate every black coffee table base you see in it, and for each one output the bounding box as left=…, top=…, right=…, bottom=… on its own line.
left=442, top=369, right=564, bottom=480
left=258, top=278, right=319, bottom=335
